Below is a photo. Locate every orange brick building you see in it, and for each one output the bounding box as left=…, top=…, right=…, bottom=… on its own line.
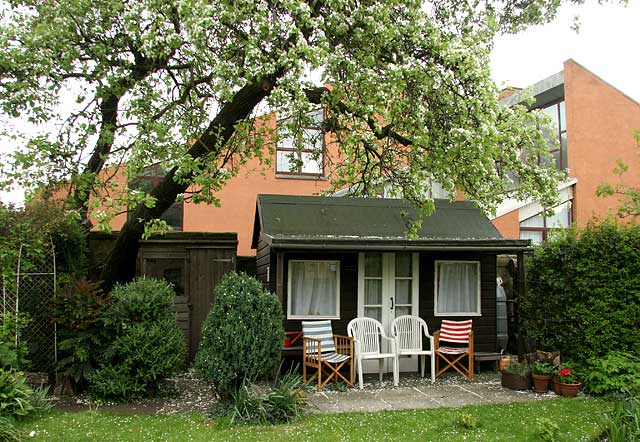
left=491, top=59, right=640, bottom=242
left=106, top=111, right=337, bottom=257
left=104, top=59, right=640, bottom=255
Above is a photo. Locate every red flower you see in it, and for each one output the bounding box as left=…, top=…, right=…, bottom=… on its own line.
left=558, top=368, right=571, bottom=377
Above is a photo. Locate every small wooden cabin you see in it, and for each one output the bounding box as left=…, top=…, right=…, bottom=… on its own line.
left=251, top=195, right=530, bottom=371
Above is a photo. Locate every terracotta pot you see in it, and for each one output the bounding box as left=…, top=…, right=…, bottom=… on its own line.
left=501, top=371, right=531, bottom=390
left=558, top=382, right=581, bottom=397
left=498, top=356, right=511, bottom=372
left=531, top=374, right=552, bottom=393
left=553, top=378, right=561, bottom=395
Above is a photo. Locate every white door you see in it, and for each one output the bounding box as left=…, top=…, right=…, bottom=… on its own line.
left=357, top=252, right=419, bottom=373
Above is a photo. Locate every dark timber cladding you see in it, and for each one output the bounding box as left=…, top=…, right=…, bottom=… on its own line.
left=88, top=232, right=238, bottom=360
left=251, top=194, right=532, bottom=353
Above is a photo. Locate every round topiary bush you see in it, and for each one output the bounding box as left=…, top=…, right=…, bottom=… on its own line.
left=90, top=278, right=186, bottom=401
left=195, top=272, right=284, bottom=398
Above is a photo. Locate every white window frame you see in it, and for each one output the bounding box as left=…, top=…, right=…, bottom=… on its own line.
left=434, top=260, right=481, bottom=317
left=287, top=259, right=340, bottom=320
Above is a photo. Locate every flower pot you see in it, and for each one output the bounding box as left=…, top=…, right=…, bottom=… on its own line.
left=498, top=356, right=511, bottom=372
left=531, top=374, right=552, bottom=393
left=501, top=371, right=531, bottom=390
left=558, top=382, right=581, bottom=397
left=553, top=378, right=561, bottom=395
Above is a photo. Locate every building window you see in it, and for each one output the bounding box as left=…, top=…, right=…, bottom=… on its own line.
left=520, top=200, right=572, bottom=245
left=128, top=164, right=183, bottom=230
left=434, top=261, right=481, bottom=316
left=539, top=100, right=567, bottom=171
left=276, top=109, right=324, bottom=176
left=287, top=260, right=340, bottom=319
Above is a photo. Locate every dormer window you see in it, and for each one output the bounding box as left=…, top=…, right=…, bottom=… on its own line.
left=276, top=108, right=324, bottom=177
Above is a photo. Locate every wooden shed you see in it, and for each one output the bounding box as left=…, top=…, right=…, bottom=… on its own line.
left=88, top=232, right=237, bottom=359
left=251, top=195, right=530, bottom=372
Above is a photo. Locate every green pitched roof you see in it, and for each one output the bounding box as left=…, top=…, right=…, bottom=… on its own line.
left=252, top=195, right=531, bottom=251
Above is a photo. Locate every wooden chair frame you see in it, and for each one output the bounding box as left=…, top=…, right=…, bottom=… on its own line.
left=302, top=335, right=354, bottom=391
left=434, top=329, right=474, bottom=382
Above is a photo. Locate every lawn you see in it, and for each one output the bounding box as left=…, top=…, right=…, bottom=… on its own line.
left=18, top=398, right=608, bottom=442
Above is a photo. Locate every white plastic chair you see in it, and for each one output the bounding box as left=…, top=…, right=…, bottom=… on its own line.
left=391, top=315, right=435, bottom=382
left=347, top=317, right=399, bottom=389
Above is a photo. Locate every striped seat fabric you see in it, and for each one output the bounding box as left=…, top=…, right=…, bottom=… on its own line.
left=439, top=319, right=473, bottom=344
left=437, top=346, right=469, bottom=355
left=435, top=319, right=474, bottom=381
left=301, top=320, right=354, bottom=391
left=306, top=352, right=350, bottom=363
left=302, top=320, right=336, bottom=354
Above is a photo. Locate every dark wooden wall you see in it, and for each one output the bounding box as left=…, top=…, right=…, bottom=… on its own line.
left=255, top=234, right=271, bottom=286
left=418, top=252, right=497, bottom=353
left=273, top=249, right=497, bottom=352
left=280, top=251, right=359, bottom=337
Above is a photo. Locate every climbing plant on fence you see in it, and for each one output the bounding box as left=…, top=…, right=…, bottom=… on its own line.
left=0, top=201, right=88, bottom=371
left=521, top=219, right=640, bottom=369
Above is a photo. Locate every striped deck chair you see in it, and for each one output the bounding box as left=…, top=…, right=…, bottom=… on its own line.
left=302, top=320, right=354, bottom=391
left=434, top=319, right=474, bottom=381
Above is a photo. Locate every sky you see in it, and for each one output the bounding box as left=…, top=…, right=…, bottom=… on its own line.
left=1, top=0, right=639, bottom=206
left=490, top=0, right=640, bottom=102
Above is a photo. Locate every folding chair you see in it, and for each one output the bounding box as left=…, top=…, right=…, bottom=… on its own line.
left=302, top=320, right=354, bottom=391
left=434, top=319, right=474, bottom=381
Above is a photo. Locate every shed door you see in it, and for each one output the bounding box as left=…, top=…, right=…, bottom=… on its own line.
left=357, top=252, right=419, bottom=373
left=140, top=256, right=190, bottom=354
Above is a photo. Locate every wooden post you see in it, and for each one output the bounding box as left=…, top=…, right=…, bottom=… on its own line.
left=516, top=251, right=526, bottom=358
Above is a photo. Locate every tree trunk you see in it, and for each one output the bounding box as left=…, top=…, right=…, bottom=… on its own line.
left=99, top=76, right=279, bottom=290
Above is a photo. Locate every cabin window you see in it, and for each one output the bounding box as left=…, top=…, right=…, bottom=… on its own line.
left=287, top=260, right=340, bottom=319
left=434, top=261, right=481, bottom=316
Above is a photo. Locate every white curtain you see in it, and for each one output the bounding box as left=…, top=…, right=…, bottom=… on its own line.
left=436, top=262, right=479, bottom=314
left=290, top=261, right=337, bottom=317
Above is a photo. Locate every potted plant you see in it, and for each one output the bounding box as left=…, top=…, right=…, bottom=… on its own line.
left=531, top=361, right=554, bottom=393
left=501, top=360, right=531, bottom=390
left=555, top=366, right=581, bottom=397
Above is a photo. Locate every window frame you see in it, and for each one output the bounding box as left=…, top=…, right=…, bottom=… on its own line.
left=519, top=200, right=573, bottom=244
left=537, top=99, right=567, bottom=171
left=433, top=260, right=482, bottom=317
left=128, top=163, right=184, bottom=231
left=286, top=259, right=341, bottom=320
left=276, top=110, right=325, bottom=177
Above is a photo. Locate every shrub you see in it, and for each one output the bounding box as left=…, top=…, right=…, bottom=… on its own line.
left=455, top=412, right=479, bottom=430
left=536, top=417, right=559, bottom=442
left=521, top=220, right=640, bottom=368
left=0, top=416, right=21, bottom=442
left=91, top=278, right=186, bottom=402
left=230, top=369, right=307, bottom=425
left=52, top=279, right=109, bottom=388
left=599, top=395, right=640, bottom=442
left=195, top=272, right=284, bottom=398
left=0, top=370, right=33, bottom=418
left=586, top=352, right=640, bottom=397
left=0, top=313, right=30, bottom=371
left=28, top=386, right=53, bottom=418
left=102, top=278, right=176, bottom=330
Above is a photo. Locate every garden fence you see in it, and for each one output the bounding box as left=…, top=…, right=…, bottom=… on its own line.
left=1, top=242, right=57, bottom=372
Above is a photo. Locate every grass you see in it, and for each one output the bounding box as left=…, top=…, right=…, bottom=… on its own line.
left=17, top=398, right=608, bottom=441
